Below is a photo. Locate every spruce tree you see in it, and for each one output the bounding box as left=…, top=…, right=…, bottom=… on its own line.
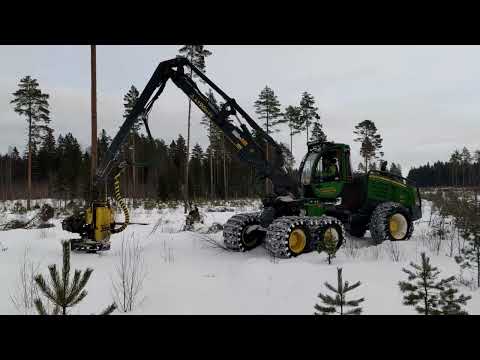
left=398, top=252, right=457, bottom=315
left=314, top=268, right=364, bottom=315
left=37, top=127, right=56, bottom=195
left=461, top=147, right=473, bottom=186
left=178, top=45, right=212, bottom=213
left=389, top=162, right=402, bottom=177
left=123, top=85, right=141, bottom=198
left=189, top=143, right=206, bottom=199
left=299, top=92, right=321, bottom=143
left=353, top=120, right=384, bottom=173
left=97, top=129, right=112, bottom=166
left=10, top=76, right=51, bottom=210
left=34, top=241, right=116, bottom=315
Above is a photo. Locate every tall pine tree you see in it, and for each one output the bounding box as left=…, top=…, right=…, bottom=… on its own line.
left=353, top=120, right=384, bottom=173
left=299, top=92, right=320, bottom=144
left=283, top=105, right=302, bottom=154
left=254, top=86, right=283, bottom=194
left=10, top=76, right=51, bottom=210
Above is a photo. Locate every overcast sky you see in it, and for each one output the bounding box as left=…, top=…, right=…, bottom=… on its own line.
left=1, top=45, right=479, bottom=175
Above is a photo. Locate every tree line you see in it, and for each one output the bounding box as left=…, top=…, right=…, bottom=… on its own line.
left=407, top=147, right=480, bottom=187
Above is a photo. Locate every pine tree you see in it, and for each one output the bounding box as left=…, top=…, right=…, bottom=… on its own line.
left=254, top=86, right=283, bottom=135
left=317, top=229, right=338, bottom=264
left=310, top=121, right=327, bottom=143
left=455, top=217, right=480, bottom=288
left=254, top=86, right=283, bottom=194
left=314, top=268, right=364, bottom=315
left=299, top=92, right=321, bottom=143
left=398, top=252, right=457, bottom=315
left=438, top=286, right=470, bottom=315
left=353, top=120, right=384, bottom=173
left=34, top=241, right=116, bottom=315
left=283, top=105, right=302, bottom=153
left=178, top=45, right=212, bottom=213
left=10, top=76, right=51, bottom=210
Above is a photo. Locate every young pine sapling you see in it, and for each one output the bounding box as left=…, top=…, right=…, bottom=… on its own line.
left=314, top=267, right=364, bottom=315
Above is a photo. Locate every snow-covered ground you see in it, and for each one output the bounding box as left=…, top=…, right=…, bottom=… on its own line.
left=0, top=199, right=479, bottom=315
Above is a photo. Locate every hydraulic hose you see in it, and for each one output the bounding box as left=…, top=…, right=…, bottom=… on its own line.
left=111, top=171, right=129, bottom=234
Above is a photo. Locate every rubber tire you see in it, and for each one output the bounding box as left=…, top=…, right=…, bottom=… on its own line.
left=240, top=218, right=263, bottom=251
left=287, top=225, right=312, bottom=257
left=369, top=202, right=414, bottom=245
left=316, top=223, right=345, bottom=251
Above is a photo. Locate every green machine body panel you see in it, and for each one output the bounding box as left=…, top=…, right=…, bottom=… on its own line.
left=299, top=140, right=422, bottom=223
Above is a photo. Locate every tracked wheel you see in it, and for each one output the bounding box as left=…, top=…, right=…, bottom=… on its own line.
left=265, top=216, right=345, bottom=258
left=369, top=202, right=414, bottom=244
left=223, top=212, right=263, bottom=251
left=311, top=217, right=345, bottom=251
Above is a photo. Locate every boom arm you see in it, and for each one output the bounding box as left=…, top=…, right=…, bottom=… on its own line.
left=95, top=57, right=299, bottom=198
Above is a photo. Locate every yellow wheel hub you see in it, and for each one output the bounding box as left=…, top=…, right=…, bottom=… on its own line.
left=389, top=213, right=408, bottom=240
left=324, top=227, right=339, bottom=244
left=288, top=228, right=307, bottom=254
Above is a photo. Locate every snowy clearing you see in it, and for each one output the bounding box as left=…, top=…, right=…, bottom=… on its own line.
left=0, top=199, right=479, bottom=315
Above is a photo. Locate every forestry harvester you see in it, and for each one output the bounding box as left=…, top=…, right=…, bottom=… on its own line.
left=62, top=57, right=422, bottom=257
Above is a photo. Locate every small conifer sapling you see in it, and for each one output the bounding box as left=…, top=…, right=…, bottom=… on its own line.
left=314, top=267, right=364, bottom=315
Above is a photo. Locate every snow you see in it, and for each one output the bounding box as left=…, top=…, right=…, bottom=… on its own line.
left=1, top=199, right=479, bottom=315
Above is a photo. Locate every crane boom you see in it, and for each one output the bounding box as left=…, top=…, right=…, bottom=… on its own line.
left=95, top=56, right=299, bottom=199
left=63, top=56, right=301, bottom=251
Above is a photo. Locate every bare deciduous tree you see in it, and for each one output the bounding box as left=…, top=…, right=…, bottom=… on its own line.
left=386, top=241, right=403, bottom=262
left=10, top=246, right=40, bottom=314
left=111, top=234, right=147, bottom=313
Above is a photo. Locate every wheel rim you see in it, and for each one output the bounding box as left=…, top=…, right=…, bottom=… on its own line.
left=289, top=228, right=307, bottom=254
left=324, top=227, right=340, bottom=245
left=389, top=213, right=408, bottom=240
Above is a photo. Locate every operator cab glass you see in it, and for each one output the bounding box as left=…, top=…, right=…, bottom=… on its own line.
left=301, top=151, right=341, bottom=185
left=301, top=152, right=317, bottom=185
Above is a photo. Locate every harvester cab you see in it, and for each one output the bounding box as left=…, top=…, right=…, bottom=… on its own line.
left=300, top=141, right=353, bottom=201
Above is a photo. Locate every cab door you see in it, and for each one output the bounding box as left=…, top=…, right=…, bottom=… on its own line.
left=310, top=151, right=344, bottom=200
